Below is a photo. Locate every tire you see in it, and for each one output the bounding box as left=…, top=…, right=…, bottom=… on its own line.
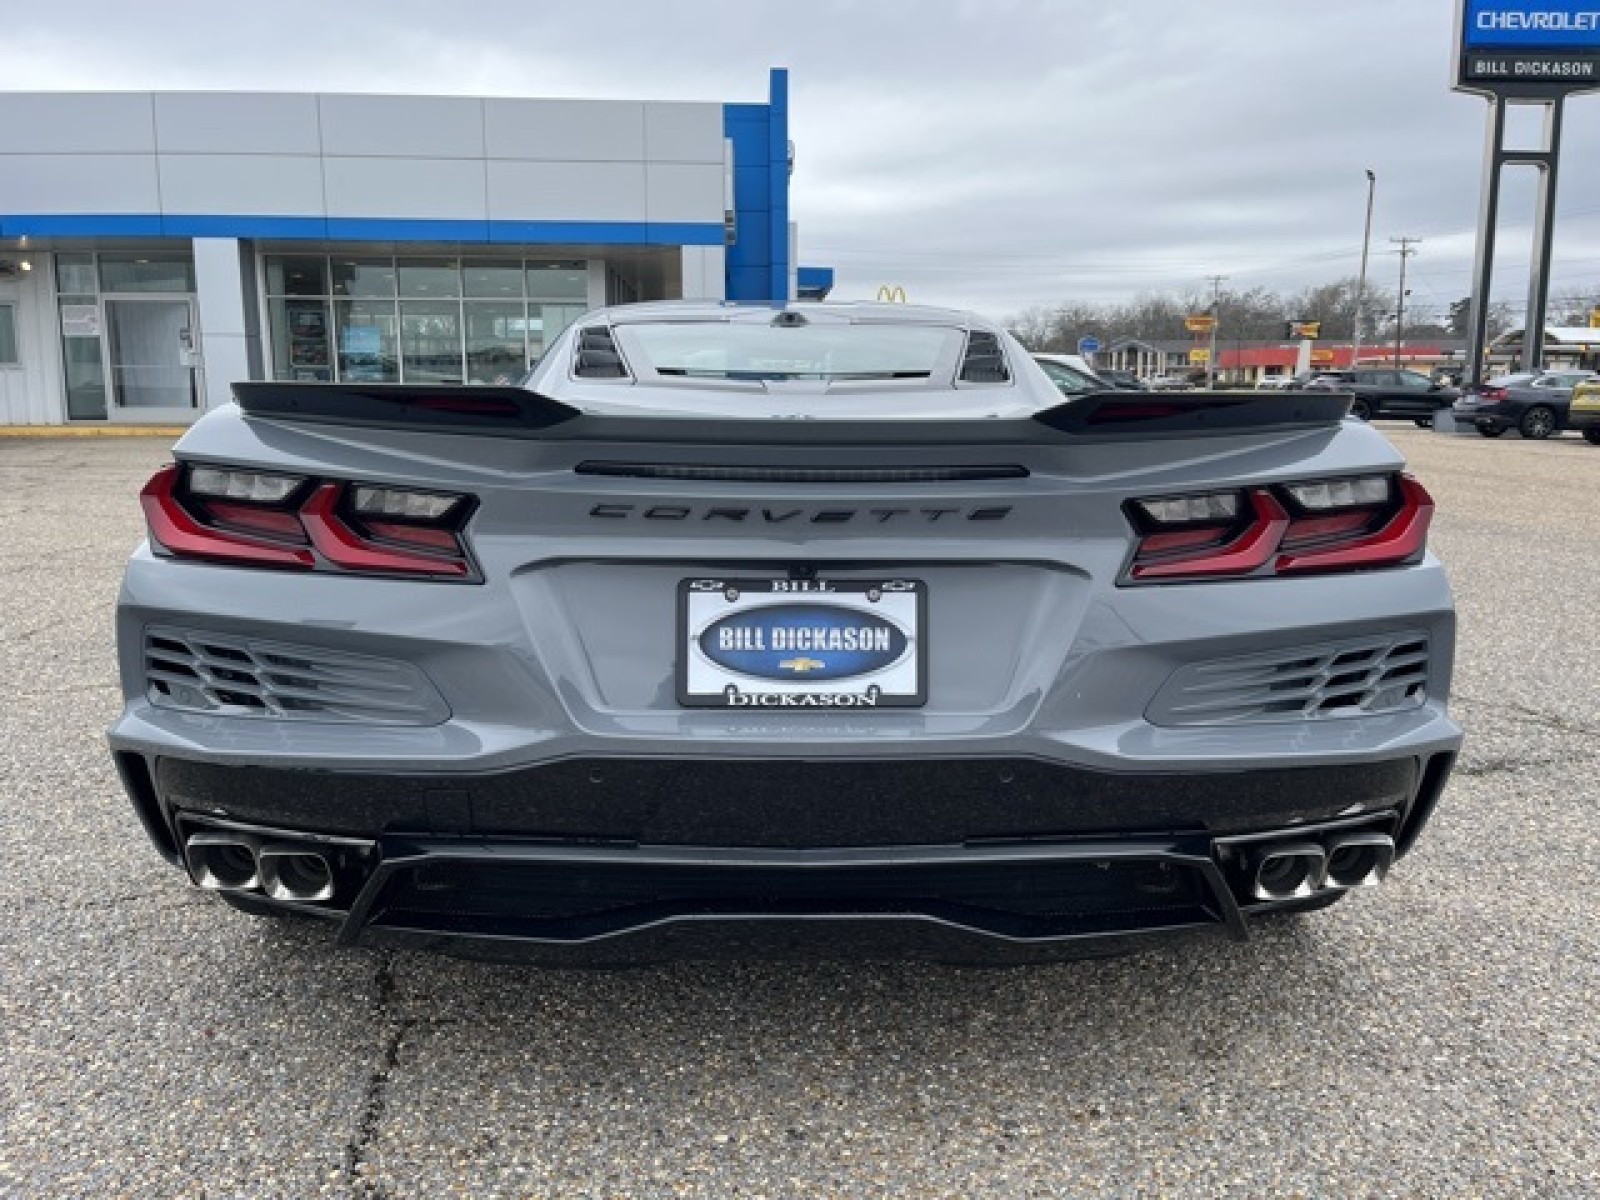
left=1519, top=405, right=1558, bottom=440
left=1349, top=398, right=1372, bottom=421
left=1584, top=428, right=1600, bottom=446
left=1476, top=424, right=1506, bottom=438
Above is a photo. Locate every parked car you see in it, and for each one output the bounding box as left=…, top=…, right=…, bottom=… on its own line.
left=1256, top=372, right=1319, bottom=391
left=1452, top=370, right=1599, bottom=439
left=110, top=301, right=1459, bottom=960
left=1304, top=368, right=1458, bottom=424
left=1093, top=367, right=1146, bottom=391
left=1145, top=373, right=1196, bottom=391
left=1032, top=353, right=1109, bottom=396
left=1567, top=376, right=1600, bottom=445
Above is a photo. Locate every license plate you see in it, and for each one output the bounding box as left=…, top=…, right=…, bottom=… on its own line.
left=678, top=578, right=927, bottom=709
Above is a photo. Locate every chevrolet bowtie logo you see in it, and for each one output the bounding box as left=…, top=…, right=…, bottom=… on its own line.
left=779, top=657, right=827, bottom=673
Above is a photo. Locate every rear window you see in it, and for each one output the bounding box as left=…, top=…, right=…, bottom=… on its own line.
left=624, top=322, right=961, bottom=381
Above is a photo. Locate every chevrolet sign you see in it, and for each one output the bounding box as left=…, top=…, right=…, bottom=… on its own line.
left=1457, top=1, right=1600, bottom=93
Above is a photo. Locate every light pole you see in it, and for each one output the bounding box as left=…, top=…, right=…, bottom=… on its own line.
left=1351, top=169, right=1376, bottom=369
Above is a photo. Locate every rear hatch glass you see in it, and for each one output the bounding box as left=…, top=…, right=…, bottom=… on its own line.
left=626, top=323, right=960, bottom=381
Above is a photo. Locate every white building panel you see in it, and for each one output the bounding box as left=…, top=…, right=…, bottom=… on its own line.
left=158, top=155, right=326, bottom=217
left=0, top=265, right=61, bottom=425
left=644, top=103, right=724, bottom=162
left=484, top=99, right=645, bottom=161
left=646, top=163, right=726, bottom=224
left=318, top=95, right=484, bottom=159
left=0, top=154, right=161, bottom=214
left=678, top=245, right=726, bottom=300
left=153, top=93, right=322, bottom=156
left=0, top=93, right=155, bottom=154
left=487, top=161, right=647, bottom=223
left=323, top=157, right=488, bottom=220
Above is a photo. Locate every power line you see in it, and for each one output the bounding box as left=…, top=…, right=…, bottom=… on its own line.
left=1390, top=238, right=1421, bottom=366
left=1205, top=274, right=1226, bottom=388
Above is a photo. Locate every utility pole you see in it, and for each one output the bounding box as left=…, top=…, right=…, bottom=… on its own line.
left=1351, top=170, right=1376, bottom=370
left=1391, top=237, right=1420, bottom=367
left=1205, top=274, right=1226, bottom=388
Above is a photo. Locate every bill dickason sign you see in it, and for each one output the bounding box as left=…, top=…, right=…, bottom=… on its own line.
left=1455, top=1, right=1600, bottom=94
left=1453, top=1, right=1600, bottom=384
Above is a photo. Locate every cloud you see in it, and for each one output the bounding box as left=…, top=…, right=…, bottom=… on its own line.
left=4, top=0, right=1598, bottom=321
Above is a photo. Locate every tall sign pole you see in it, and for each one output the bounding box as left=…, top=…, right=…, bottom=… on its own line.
left=1452, top=1, right=1600, bottom=383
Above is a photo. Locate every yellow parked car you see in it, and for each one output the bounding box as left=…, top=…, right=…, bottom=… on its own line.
left=1570, top=378, right=1600, bottom=445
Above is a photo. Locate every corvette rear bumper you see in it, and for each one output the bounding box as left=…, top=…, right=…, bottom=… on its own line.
left=116, top=748, right=1456, bottom=957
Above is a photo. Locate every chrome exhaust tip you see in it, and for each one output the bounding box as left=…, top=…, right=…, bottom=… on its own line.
left=257, top=845, right=336, bottom=903
left=185, top=833, right=261, bottom=892
left=1323, top=833, right=1395, bottom=890
left=1250, top=843, right=1327, bottom=901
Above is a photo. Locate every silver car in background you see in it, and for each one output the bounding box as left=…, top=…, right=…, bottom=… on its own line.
left=109, top=302, right=1461, bottom=961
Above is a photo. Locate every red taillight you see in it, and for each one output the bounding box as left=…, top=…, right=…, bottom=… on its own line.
left=1124, top=473, right=1431, bottom=584
left=1129, top=490, right=1289, bottom=580
left=300, top=484, right=469, bottom=577
left=140, top=464, right=474, bottom=580
left=140, top=466, right=315, bottom=569
left=1276, top=476, right=1433, bottom=574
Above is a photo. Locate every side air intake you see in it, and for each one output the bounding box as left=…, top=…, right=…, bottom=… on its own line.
left=958, top=330, right=1010, bottom=384
left=573, top=327, right=630, bottom=379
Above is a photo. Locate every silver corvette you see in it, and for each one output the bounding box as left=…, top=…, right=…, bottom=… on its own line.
left=108, top=301, right=1461, bottom=961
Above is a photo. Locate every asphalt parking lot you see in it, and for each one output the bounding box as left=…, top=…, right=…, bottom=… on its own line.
left=2, top=426, right=1597, bottom=1199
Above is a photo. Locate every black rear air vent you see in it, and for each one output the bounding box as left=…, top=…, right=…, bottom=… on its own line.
left=959, top=330, right=1010, bottom=384
left=574, top=462, right=1029, bottom=484
left=573, top=327, right=629, bottom=379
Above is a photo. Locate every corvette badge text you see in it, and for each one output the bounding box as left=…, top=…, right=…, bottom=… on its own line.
left=592, top=504, right=1011, bottom=524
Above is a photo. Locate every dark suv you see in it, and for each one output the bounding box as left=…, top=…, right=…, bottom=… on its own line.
left=1306, top=368, right=1458, bottom=424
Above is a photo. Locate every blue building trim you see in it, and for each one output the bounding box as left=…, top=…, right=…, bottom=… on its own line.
left=796, top=266, right=834, bottom=300
left=0, top=213, right=725, bottom=246
left=721, top=67, right=791, bottom=304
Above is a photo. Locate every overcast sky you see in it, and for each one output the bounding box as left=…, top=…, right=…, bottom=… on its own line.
left=6, top=0, right=1600, bottom=324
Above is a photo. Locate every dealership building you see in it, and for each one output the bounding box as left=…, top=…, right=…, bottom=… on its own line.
left=0, top=69, right=829, bottom=427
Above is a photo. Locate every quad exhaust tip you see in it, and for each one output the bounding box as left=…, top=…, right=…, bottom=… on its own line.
left=183, top=831, right=338, bottom=903
left=185, top=833, right=262, bottom=892
left=1324, top=833, right=1395, bottom=889
left=1243, top=831, right=1398, bottom=901
left=258, top=845, right=336, bottom=903
left=1250, top=842, right=1327, bottom=901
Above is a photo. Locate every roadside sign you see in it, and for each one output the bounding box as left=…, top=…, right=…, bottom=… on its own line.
left=1188, top=348, right=1210, bottom=365
left=1184, top=315, right=1217, bottom=333
left=1077, top=335, right=1102, bottom=356
left=1454, top=0, right=1600, bottom=96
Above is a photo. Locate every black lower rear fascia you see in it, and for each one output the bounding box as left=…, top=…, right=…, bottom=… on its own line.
left=338, top=836, right=1245, bottom=948
left=150, top=754, right=1424, bottom=848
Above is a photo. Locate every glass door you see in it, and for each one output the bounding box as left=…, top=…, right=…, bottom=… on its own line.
left=104, top=297, right=200, bottom=420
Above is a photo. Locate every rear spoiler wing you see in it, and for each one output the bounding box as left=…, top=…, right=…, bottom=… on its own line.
left=232, top=382, right=1352, bottom=445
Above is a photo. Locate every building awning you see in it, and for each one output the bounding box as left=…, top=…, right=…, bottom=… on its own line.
left=796, top=266, right=834, bottom=300
left=1491, top=326, right=1600, bottom=350
left=1215, top=343, right=1453, bottom=369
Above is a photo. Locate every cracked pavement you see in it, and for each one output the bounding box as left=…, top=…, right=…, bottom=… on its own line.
left=2, top=428, right=1598, bottom=1198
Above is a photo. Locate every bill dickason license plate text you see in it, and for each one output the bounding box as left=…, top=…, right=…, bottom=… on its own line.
left=679, top=578, right=926, bottom=708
